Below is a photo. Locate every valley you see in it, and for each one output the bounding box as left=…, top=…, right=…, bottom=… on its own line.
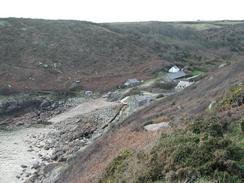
left=0, top=18, right=243, bottom=183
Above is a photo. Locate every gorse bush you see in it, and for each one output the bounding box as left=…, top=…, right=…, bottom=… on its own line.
left=99, top=149, right=133, bottom=183
left=218, top=85, right=244, bottom=110
left=148, top=117, right=243, bottom=182
left=100, top=86, right=244, bottom=183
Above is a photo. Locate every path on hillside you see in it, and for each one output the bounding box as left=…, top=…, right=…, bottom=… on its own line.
left=48, top=98, right=119, bottom=123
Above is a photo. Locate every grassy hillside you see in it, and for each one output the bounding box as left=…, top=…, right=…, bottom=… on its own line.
left=100, top=86, right=244, bottom=182
left=0, top=18, right=160, bottom=93
left=102, top=21, right=244, bottom=70
left=0, top=18, right=244, bottom=93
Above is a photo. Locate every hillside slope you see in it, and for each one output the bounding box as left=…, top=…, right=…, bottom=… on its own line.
left=0, top=18, right=162, bottom=92
left=54, top=58, right=244, bottom=183
left=1, top=19, right=244, bottom=93
left=103, top=21, right=244, bottom=70
left=1, top=18, right=244, bottom=183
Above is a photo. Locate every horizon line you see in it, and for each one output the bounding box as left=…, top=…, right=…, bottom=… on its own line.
left=1, top=16, right=244, bottom=24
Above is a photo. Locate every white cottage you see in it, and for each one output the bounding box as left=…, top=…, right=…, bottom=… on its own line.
left=168, top=65, right=180, bottom=73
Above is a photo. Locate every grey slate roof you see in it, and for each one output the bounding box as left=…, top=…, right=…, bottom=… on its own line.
left=167, top=70, right=186, bottom=80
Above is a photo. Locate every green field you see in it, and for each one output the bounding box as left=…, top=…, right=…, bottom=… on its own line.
left=191, top=68, right=204, bottom=76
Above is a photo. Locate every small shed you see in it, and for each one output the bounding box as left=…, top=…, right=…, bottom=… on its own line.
left=124, top=79, right=141, bottom=87
left=168, top=65, right=180, bottom=73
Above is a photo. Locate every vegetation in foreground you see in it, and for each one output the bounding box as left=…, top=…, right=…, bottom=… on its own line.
left=99, top=85, right=244, bottom=183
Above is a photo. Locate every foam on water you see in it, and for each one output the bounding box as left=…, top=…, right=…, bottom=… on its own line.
left=0, top=127, right=49, bottom=183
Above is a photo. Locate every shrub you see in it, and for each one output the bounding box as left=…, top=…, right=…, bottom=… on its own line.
left=218, top=85, right=244, bottom=110
left=190, top=115, right=223, bottom=137
left=100, top=149, right=133, bottom=183
left=100, top=91, right=244, bottom=183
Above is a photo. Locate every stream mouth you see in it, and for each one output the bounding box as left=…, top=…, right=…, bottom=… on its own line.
left=0, top=127, right=51, bottom=183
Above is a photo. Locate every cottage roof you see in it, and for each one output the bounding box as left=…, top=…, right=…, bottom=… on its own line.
left=167, top=70, right=186, bottom=80
left=172, top=65, right=179, bottom=69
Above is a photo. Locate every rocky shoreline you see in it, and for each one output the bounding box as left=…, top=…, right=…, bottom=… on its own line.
left=0, top=95, right=86, bottom=182
left=0, top=94, right=127, bottom=183
left=0, top=87, right=174, bottom=183
left=25, top=101, right=125, bottom=183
